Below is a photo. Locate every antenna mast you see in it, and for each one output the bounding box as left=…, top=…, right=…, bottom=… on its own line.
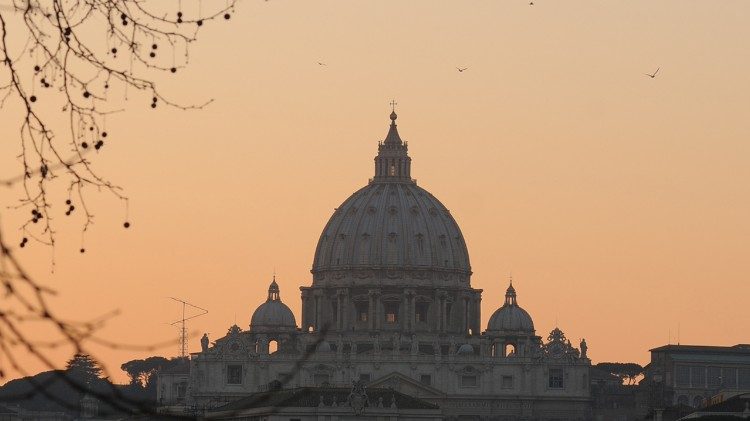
left=169, top=297, right=208, bottom=358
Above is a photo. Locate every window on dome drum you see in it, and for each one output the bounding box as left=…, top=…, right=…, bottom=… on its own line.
left=502, top=375, right=513, bottom=389
left=384, top=302, right=399, bottom=324
left=227, top=365, right=242, bottom=385
left=268, top=340, right=278, bottom=354
left=505, top=343, right=516, bottom=357
left=420, top=374, right=432, bottom=386
left=461, top=375, right=477, bottom=387
left=415, top=302, right=429, bottom=323
left=548, top=368, right=564, bottom=389
left=389, top=164, right=396, bottom=176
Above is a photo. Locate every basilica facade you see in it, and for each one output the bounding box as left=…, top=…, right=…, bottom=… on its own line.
left=161, top=111, right=592, bottom=420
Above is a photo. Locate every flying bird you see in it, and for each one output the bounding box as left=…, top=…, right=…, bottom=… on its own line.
left=644, top=67, right=660, bottom=78
left=529, top=1, right=534, bottom=5
left=317, top=62, right=326, bottom=66
left=456, top=67, right=468, bottom=73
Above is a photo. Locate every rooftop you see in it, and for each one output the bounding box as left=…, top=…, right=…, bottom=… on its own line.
left=650, top=344, right=750, bottom=355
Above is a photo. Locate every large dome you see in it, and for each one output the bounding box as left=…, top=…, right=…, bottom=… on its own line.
left=487, top=283, right=535, bottom=333
left=250, top=279, right=297, bottom=332
left=311, top=112, right=471, bottom=283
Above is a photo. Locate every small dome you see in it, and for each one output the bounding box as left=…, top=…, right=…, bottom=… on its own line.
left=457, top=344, right=474, bottom=355
left=250, top=278, right=297, bottom=332
left=487, top=282, right=535, bottom=333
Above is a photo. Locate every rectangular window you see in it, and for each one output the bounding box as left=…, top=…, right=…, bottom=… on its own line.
left=385, top=303, right=399, bottom=323
left=355, top=302, right=368, bottom=322
left=723, top=368, right=737, bottom=388
left=359, top=373, right=371, bottom=383
left=461, top=375, right=477, bottom=387
left=691, top=366, right=705, bottom=388
left=227, top=365, right=242, bottom=385
left=549, top=368, right=564, bottom=389
left=502, top=375, right=513, bottom=389
left=415, top=302, right=429, bottom=323
left=707, top=367, right=722, bottom=388
left=739, top=368, right=750, bottom=388
left=676, top=365, right=690, bottom=387
left=420, top=375, right=432, bottom=386
left=177, top=382, right=187, bottom=398
left=313, top=373, right=330, bottom=386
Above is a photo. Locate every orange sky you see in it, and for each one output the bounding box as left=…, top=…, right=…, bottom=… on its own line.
left=1, top=0, right=749, bottom=384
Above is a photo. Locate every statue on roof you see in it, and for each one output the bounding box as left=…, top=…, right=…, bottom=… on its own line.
left=580, top=339, right=588, bottom=359
left=200, top=333, right=209, bottom=352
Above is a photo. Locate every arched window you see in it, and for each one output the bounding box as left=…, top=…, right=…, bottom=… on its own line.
left=504, top=343, right=516, bottom=357
left=490, top=343, right=497, bottom=357
left=268, top=340, right=278, bottom=354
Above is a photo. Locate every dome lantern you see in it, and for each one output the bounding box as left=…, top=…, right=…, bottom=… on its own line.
left=267, top=277, right=280, bottom=301
left=487, top=280, right=535, bottom=333
left=374, top=105, right=412, bottom=182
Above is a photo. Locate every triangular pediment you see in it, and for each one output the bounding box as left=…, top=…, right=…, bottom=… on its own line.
left=368, top=372, right=445, bottom=399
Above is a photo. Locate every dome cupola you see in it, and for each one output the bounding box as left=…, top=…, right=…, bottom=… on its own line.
left=311, top=110, right=471, bottom=285
left=250, top=277, right=297, bottom=332
left=487, top=280, right=535, bottom=333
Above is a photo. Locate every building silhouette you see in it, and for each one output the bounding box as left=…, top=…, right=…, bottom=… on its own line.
left=159, top=111, right=592, bottom=420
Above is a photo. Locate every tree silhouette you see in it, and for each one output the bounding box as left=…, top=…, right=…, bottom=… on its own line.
left=65, top=353, right=103, bottom=385
left=0, top=0, right=235, bottom=416
left=121, top=356, right=172, bottom=387
left=595, top=362, right=644, bottom=385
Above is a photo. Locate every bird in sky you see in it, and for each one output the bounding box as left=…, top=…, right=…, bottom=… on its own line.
left=317, top=62, right=326, bottom=66
left=529, top=1, right=534, bottom=5
left=645, top=67, right=660, bottom=78
left=456, top=67, right=468, bottom=73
